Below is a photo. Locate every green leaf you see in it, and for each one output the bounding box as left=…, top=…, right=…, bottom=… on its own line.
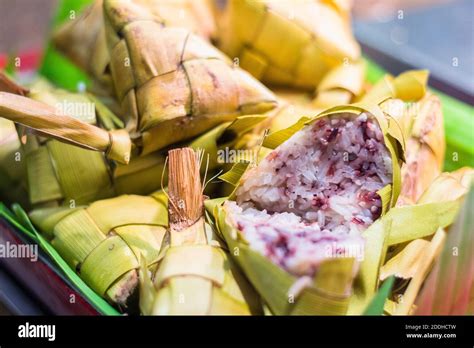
left=348, top=218, right=391, bottom=314
left=386, top=200, right=461, bottom=246
left=364, top=55, right=386, bottom=83
left=39, top=49, right=90, bottom=91
left=0, top=203, right=120, bottom=315
left=218, top=161, right=251, bottom=186
left=5, top=56, right=17, bottom=75
left=363, top=276, right=395, bottom=315
left=262, top=117, right=310, bottom=149
left=0, top=203, right=36, bottom=241
left=87, top=93, right=124, bottom=130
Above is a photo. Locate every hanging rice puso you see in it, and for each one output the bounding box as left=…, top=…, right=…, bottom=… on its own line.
left=50, top=0, right=274, bottom=186
left=102, top=0, right=277, bottom=156
left=215, top=0, right=360, bottom=91
left=0, top=117, right=29, bottom=207
left=29, top=191, right=168, bottom=309
left=139, top=148, right=263, bottom=315
left=21, top=79, right=121, bottom=207
left=207, top=101, right=406, bottom=315
left=413, top=169, right=474, bottom=315
left=53, top=0, right=217, bottom=95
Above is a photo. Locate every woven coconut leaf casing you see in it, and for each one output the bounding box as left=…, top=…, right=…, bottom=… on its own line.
left=29, top=192, right=168, bottom=306
left=358, top=69, right=445, bottom=205
left=53, top=0, right=217, bottom=94
left=395, top=93, right=445, bottom=205
left=216, top=0, right=360, bottom=91
left=139, top=148, right=262, bottom=315
left=140, top=224, right=263, bottom=315
left=19, top=82, right=117, bottom=206
left=103, top=0, right=277, bottom=155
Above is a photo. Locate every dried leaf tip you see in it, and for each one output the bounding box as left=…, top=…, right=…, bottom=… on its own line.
left=168, top=147, right=203, bottom=230
left=0, top=72, right=29, bottom=96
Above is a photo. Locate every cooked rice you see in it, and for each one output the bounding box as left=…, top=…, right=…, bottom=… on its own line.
left=225, top=112, right=392, bottom=276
